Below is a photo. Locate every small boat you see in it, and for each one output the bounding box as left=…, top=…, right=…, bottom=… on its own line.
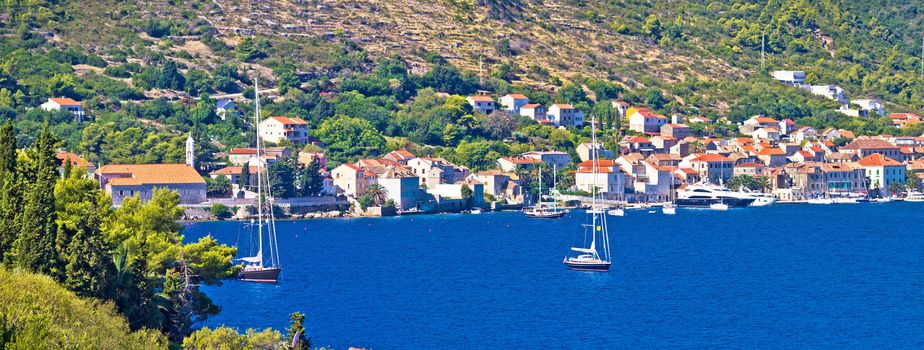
left=709, top=203, right=729, bottom=211
left=470, top=208, right=483, bottom=214
left=607, top=207, right=625, bottom=217
left=906, top=192, right=924, bottom=202
left=807, top=198, right=834, bottom=205
left=523, top=206, right=567, bottom=218
left=662, top=203, right=676, bottom=215
left=872, top=197, right=892, bottom=203
left=832, top=197, right=858, bottom=204
left=564, top=116, right=612, bottom=273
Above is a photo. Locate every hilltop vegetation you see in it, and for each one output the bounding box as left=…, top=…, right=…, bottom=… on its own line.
left=1, top=0, right=922, bottom=166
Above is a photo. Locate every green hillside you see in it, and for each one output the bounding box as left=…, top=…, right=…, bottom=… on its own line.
left=1, top=0, right=923, bottom=165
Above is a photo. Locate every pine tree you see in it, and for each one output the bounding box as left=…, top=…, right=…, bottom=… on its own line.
left=285, top=312, right=311, bottom=350
left=0, top=121, right=18, bottom=260
left=12, top=124, right=60, bottom=276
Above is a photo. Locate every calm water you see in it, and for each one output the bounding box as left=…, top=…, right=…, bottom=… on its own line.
left=184, top=203, right=924, bottom=349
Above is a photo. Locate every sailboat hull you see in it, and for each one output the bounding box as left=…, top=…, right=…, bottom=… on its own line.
left=563, top=259, right=611, bottom=272
left=523, top=210, right=567, bottom=219
left=238, top=267, right=281, bottom=283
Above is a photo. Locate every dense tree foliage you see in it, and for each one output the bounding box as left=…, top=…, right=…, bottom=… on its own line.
left=0, top=268, right=167, bottom=349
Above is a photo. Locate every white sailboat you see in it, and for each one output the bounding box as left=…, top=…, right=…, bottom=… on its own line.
left=237, top=78, right=282, bottom=283
left=663, top=172, right=676, bottom=215
left=564, top=116, right=611, bottom=272
left=523, top=163, right=566, bottom=218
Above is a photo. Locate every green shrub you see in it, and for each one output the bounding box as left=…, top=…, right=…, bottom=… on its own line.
left=0, top=269, right=167, bottom=349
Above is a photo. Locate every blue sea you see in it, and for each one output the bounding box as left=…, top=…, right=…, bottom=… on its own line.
left=183, top=202, right=924, bottom=349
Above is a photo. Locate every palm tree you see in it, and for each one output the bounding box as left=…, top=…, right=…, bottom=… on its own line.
left=365, top=184, right=388, bottom=206
left=756, top=176, right=772, bottom=193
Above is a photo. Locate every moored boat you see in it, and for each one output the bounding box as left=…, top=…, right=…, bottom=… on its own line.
left=235, top=78, right=282, bottom=283
left=564, top=116, right=612, bottom=272
left=906, top=192, right=924, bottom=202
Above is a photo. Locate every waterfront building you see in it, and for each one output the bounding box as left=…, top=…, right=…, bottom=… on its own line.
left=378, top=168, right=420, bottom=210
left=856, top=154, right=905, bottom=190
left=682, top=153, right=734, bottom=184
left=209, top=165, right=262, bottom=188
left=408, top=157, right=468, bottom=185
left=575, top=160, right=624, bottom=198
left=331, top=163, right=376, bottom=197
left=820, top=163, right=867, bottom=194
left=96, top=164, right=206, bottom=205
left=840, top=139, right=902, bottom=162
left=734, top=162, right=766, bottom=177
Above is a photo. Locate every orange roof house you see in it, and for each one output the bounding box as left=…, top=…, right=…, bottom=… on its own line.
left=96, top=164, right=206, bottom=206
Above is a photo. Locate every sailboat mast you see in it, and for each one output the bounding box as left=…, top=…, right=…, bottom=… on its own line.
left=254, top=77, right=264, bottom=269
left=590, top=115, right=600, bottom=259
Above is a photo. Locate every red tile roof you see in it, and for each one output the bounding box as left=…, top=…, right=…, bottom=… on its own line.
left=578, top=159, right=618, bottom=167
left=576, top=166, right=616, bottom=173
left=49, top=97, right=80, bottom=106
left=735, top=162, right=765, bottom=168
left=842, top=139, right=898, bottom=150
left=468, top=95, right=494, bottom=102
left=56, top=151, right=93, bottom=168
left=269, top=116, right=308, bottom=125
left=857, top=154, right=902, bottom=167
left=757, top=147, right=786, bottom=156
left=692, top=154, right=731, bottom=162
left=229, top=148, right=258, bottom=155
left=505, top=93, right=528, bottom=99
left=521, top=104, right=542, bottom=109
left=98, top=164, right=204, bottom=186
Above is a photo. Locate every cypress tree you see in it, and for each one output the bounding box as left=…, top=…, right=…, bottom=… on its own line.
left=64, top=215, right=114, bottom=299
left=0, top=121, right=18, bottom=260
left=239, top=165, right=250, bottom=190
left=12, top=124, right=60, bottom=276
left=56, top=166, right=115, bottom=298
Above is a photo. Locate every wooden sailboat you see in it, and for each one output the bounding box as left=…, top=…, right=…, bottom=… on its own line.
left=237, top=78, right=282, bottom=283
left=563, top=116, right=611, bottom=272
